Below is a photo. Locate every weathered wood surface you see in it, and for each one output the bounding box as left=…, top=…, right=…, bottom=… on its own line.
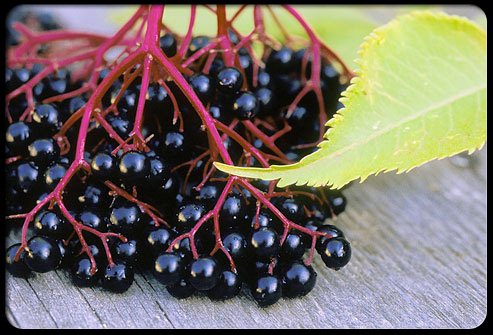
left=6, top=147, right=487, bottom=329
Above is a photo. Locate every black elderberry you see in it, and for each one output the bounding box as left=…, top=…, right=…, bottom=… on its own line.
left=6, top=244, right=31, bottom=278
left=325, top=190, right=347, bottom=215
left=44, top=163, right=66, bottom=190
left=208, top=103, right=233, bottom=124
left=220, top=194, right=247, bottom=228
left=142, top=225, right=175, bottom=257
left=71, top=256, right=101, bottom=287
left=316, top=224, right=345, bottom=252
left=102, top=262, right=134, bottom=293
left=281, top=232, right=305, bottom=260
left=78, top=209, right=109, bottom=234
left=251, top=275, right=282, bottom=307
left=160, top=32, right=177, bottom=57
left=166, top=277, right=196, bottom=299
left=216, top=67, right=243, bottom=94
left=189, top=73, right=214, bottom=104
left=24, top=236, right=62, bottom=273
left=301, top=219, right=322, bottom=246
left=193, top=182, right=223, bottom=210
left=113, top=239, right=139, bottom=265
left=208, top=57, right=225, bottom=78
left=27, top=138, right=60, bottom=168
left=32, top=103, right=61, bottom=134
left=155, top=173, right=181, bottom=200
left=13, top=161, right=41, bottom=194
left=266, top=47, right=294, bottom=74
left=33, top=210, right=71, bottom=239
left=222, top=231, right=248, bottom=260
left=250, top=227, right=280, bottom=261
left=281, top=261, right=317, bottom=298
left=160, top=131, right=189, bottom=159
left=232, top=91, right=259, bottom=120
left=106, top=114, right=131, bottom=138
left=273, top=197, right=304, bottom=223
left=153, top=252, right=185, bottom=286
left=255, top=87, right=277, bottom=116
left=175, top=201, right=205, bottom=232
left=5, top=121, right=34, bottom=155
left=91, top=152, right=117, bottom=181
left=76, top=182, right=111, bottom=209
left=188, top=256, right=222, bottom=291
left=320, top=237, right=351, bottom=270
left=188, top=35, right=210, bottom=55
left=118, top=151, right=150, bottom=186
left=109, top=200, right=143, bottom=236
left=208, top=270, right=242, bottom=301
left=247, top=210, right=282, bottom=233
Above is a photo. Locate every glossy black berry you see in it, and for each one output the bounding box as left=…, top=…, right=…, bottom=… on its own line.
left=250, top=228, right=280, bottom=261
left=166, top=277, right=196, bottom=299
left=32, top=104, right=61, bottom=134
left=118, top=151, right=150, bottom=185
left=28, top=138, right=59, bottom=168
left=222, top=231, right=248, bottom=260
left=102, top=262, right=134, bottom=293
left=188, top=256, right=222, bottom=291
left=156, top=173, right=181, bottom=200
left=44, top=163, right=66, bottom=190
left=33, top=210, right=71, bottom=239
left=13, top=161, right=41, bottom=194
left=266, top=47, right=294, bottom=74
left=6, top=244, right=31, bottom=278
left=24, top=236, right=62, bottom=273
left=146, top=155, right=171, bottom=186
left=113, top=239, right=139, bottom=265
left=189, top=73, right=214, bottom=104
left=153, top=252, right=185, bottom=286
left=273, top=197, right=304, bottom=223
left=193, top=182, right=223, bottom=210
left=326, top=191, right=347, bottom=215
left=301, top=219, right=322, bottom=246
left=281, top=261, right=317, bottom=298
left=161, top=131, right=189, bottom=158
left=281, top=233, right=305, bottom=260
left=251, top=275, right=282, bottom=307
left=232, top=91, right=259, bottom=120
left=159, top=32, right=177, bottom=57
left=75, top=182, right=111, bottom=209
left=109, top=201, right=142, bottom=236
left=188, top=35, right=210, bottom=55
left=220, top=194, right=247, bottom=228
left=78, top=210, right=109, bottom=233
left=247, top=210, right=282, bottom=233
left=91, top=152, right=117, bottom=181
left=320, top=237, right=351, bottom=270
left=216, top=67, right=243, bottom=94
left=316, top=224, right=345, bottom=252
left=255, top=87, right=277, bottom=116
left=175, top=201, right=205, bottom=232
left=5, top=122, right=33, bottom=155
left=71, top=256, right=101, bottom=287
left=106, top=114, right=131, bottom=138
left=142, top=226, right=175, bottom=256
left=208, top=270, right=242, bottom=300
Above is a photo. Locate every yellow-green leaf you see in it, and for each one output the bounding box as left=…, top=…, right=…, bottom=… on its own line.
left=215, top=12, right=487, bottom=189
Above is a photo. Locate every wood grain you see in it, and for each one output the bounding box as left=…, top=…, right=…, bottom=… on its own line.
left=6, top=147, right=486, bottom=329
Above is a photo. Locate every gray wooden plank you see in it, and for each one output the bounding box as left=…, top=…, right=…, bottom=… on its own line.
left=6, top=147, right=486, bottom=329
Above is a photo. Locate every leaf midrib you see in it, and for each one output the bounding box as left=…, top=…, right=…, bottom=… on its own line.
left=286, top=83, right=486, bottom=170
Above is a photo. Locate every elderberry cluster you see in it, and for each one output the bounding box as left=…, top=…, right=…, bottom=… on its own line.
left=6, top=22, right=351, bottom=307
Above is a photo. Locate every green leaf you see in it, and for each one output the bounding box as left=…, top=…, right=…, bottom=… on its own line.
left=215, top=11, right=487, bottom=189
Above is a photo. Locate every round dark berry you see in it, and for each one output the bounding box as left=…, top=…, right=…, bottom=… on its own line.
left=251, top=275, right=282, bottom=307
left=5, top=121, right=33, bottom=155
left=188, top=256, right=222, bottom=291
left=301, top=219, right=323, bottom=246
left=161, top=131, right=189, bottom=158
left=106, top=115, right=131, bottom=138
left=32, top=104, right=61, bottom=134
left=118, top=151, right=150, bottom=186
left=220, top=194, right=246, bottom=228
left=44, top=163, right=66, bottom=190
left=193, top=182, right=223, bottom=210
left=13, top=161, right=41, bottom=194
left=281, top=233, right=305, bottom=260
left=33, top=210, right=71, bottom=239
left=273, top=197, right=304, bottom=223
left=113, top=239, right=139, bottom=265
left=6, top=243, right=31, bottom=278
left=109, top=201, right=142, bottom=236
left=175, top=201, right=205, bottom=232
left=232, top=91, right=259, bottom=120
left=91, top=152, right=116, bottom=181
left=146, top=155, right=171, bottom=186
left=71, top=256, right=101, bottom=287
left=189, top=73, right=214, bottom=104
left=320, top=237, right=351, bottom=270
left=159, top=32, right=177, bottom=57
left=281, top=261, right=317, bottom=298
left=75, top=182, right=111, bottom=209
left=216, top=67, right=243, bottom=94
left=78, top=210, right=109, bottom=233
left=166, top=277, right=196, bottom=299
left=153, top=252, right=185, bottom=286
left=142, top=226, right=175, bottom=256
left=255, top=87, right=277, bottom=116
left=102, top=262, right=134, bottom=293
left=208, top=270, right=242, bottom=300
left=222, top=231, right=248, bottom=260
left=250, top=228, right=280, bottom=261
left=316, top=224, right=345, bottom=252
left=326, top=191, right=347, bottom=215
left=24, top=236, right=62, bottom=273
left=156, top=173, right=181, bottom=200
left=266, top=47, right=294, bottom=74
left=188, top=35, right=210, bottom=55
left=28, top=138, right=60, bottom=168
